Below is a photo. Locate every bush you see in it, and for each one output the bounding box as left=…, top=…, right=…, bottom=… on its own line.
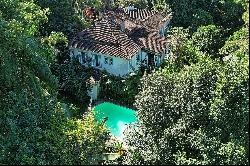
left=51, top=59, right=93, bottom=112
left=99, top=70, right=143, bottom=106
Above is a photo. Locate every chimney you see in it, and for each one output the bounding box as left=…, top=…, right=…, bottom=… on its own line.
left=127, top=4, right=135, bottom=11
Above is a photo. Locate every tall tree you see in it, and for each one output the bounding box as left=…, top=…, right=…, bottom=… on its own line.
left=35, top=0, right=89, bottom=39
left=0, top=0, right=109, bottom=164
left=191, top=25, right=225, bottom=57
left=164, top=0, right=244, bottom=32
left=124, top=56, right=249, bottom=165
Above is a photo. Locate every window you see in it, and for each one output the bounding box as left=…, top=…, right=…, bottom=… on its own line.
left=104, top=57, right=113, bottom=65
left=81, top=52, right=86, bottom=63
left=78, top=52, right=81, bottom=63
left=86, top=56, right=92, bottom=65
left=109, top=58, right=113, bottom=65
left=136, top=54, right=140, bottom=62
left=104, top=57, right=108, bottom=64
left=155, top=56, right=158, bottom=62
left=70, top=50, right=74, bottom=57
left=94, top=54, right=101, bottom=67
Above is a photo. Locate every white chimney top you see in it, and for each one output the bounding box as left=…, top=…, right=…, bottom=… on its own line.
left=128, top=5, right=135, bottom=11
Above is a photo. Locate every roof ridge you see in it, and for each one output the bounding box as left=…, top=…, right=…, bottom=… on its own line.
left=122, top=33, right=142, bottom=58
left=105, top=18, right=116, bottom=37
left=93, top=19, right=119, bottom=45
left=104, top=18, right=129, bottom=57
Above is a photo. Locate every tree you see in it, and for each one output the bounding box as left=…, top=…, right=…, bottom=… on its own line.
left=55, top=111, right=110, bottom=165
left=164, top=0, right=211, bottom=28
left=191, top=25, right=225, bottom=57
left=123, top=1, right=249, bottom=164
left=0, top=0, right=48, bottom=36
left=0, top=1, right=59, bottom=164
left=114, top=0, right=148, bottom=8
left=165, top=27, right=200, bottom=69
left=50, top=59, right=93, bottom=114
left=41, top=31, right=69, bottom=64
left=242, top=0, right=249, bottom=28
left=35, top=0, right=89, bottom=39
left=0, top=1, right=109, bottom=164
left=191, top=9, right=214, bottom=29
left=163, top=0, right=245, bottom=33
left=219, top=27, right=249, bottom=61
left=210, top=0, right=244, bottom=33
left=123, top=56, right=249, bottom=165
left=219, top=1, right=249, bottom=61
left=99, top=70, right=143, bottom=106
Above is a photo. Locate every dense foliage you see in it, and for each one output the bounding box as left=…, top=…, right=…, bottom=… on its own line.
left=164, top=0, right=244, bottom=32
left=0, top=0, right=109, bottom=164
left=124, top=56, right=249, bottom=165
left=123, top=0, right=249, bottom=164
left=1, top=0, right=249, bottom=165
left=99, top=71, right=143, bottom=106
left=191, top=25, right=225, bottom=57
left=35, top=0, right=90, bottom=39
left=52, top=60, right=90, bottom=105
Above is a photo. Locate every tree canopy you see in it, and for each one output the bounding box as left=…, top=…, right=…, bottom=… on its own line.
left=0, top=0, right=109, bottom=164
left=124, top=56, right=248, bottom=165
left=0, top=0, right=248, bottom=165
left=123, top=0, right=249, bottom=164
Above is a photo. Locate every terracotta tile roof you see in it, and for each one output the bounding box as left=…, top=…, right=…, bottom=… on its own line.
left=140, top=13, right=169, bottom=31
left=69, top=9, right=170, bottom=59
left=123, top=8, right=157, bottom=21
left=128, top=27, right=168, bottom=54
left=69, top=19, right=140, bottom=59
left=118, top=8, right=171, bottom=31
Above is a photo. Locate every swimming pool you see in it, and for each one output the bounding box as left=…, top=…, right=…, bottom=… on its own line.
left=93, top=102, right=137, bottom=140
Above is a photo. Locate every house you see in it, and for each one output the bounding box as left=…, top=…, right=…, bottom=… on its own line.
left=69, top=7, right=172, bottom=77
left=68, top=7, right=172, bottom=100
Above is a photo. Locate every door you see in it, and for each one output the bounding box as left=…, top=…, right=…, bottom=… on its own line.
left=148, top=53, right=155, bottom=67
left=94, top=54, right=100, bottom=67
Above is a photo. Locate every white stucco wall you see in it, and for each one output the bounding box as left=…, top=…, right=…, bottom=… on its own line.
left=69, top=48, right=133, bottom=77
left=69, top=48, right=166, bottom=76
left=128, top=51, right=148, bottom=73
left=101, top=54, right=130, bottom=77
left=159, top=20, right=171, bottom=37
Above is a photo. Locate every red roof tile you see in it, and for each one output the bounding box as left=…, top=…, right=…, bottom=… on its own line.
left=69, top=9, right=170, bottom=59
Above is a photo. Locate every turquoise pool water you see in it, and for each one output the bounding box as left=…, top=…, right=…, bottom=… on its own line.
left=93, top=102, right=137, bottom=140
